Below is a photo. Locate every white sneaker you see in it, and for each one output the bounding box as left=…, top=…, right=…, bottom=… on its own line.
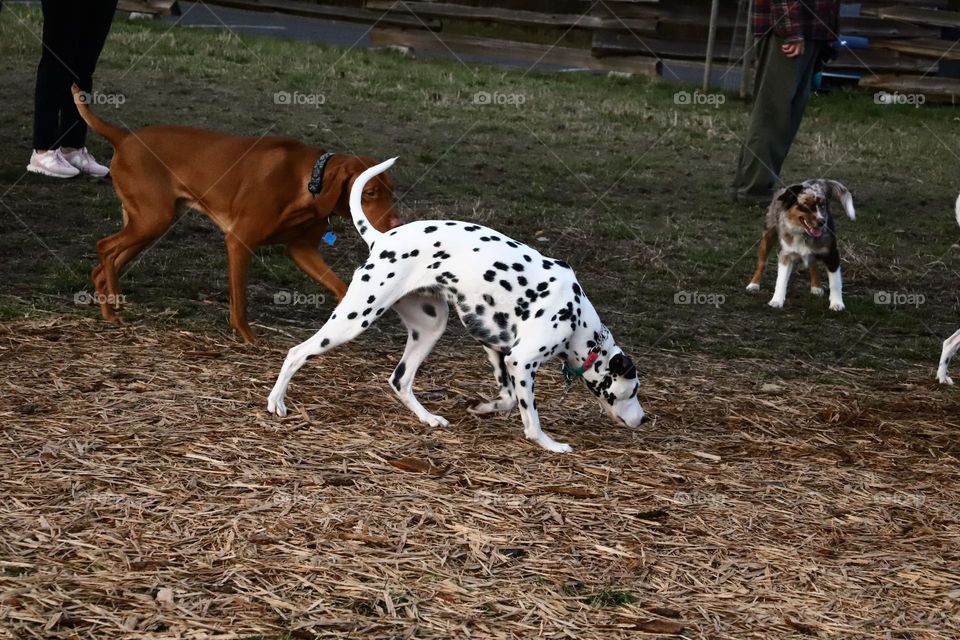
left=26, top=149, right=80, bottom=178
left=62, top=147, right=110, bottom=177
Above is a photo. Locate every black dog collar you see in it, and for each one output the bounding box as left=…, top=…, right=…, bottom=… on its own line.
left=308, top=151, right=335, bottom=195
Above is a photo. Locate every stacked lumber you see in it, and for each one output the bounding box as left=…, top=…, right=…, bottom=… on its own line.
left=857, top=3, right=960, bottom=102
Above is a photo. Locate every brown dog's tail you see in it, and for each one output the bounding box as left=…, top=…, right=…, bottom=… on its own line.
left=71, top=83, right=128, bottom=147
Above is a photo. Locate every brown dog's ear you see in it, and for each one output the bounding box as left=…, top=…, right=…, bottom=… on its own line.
left=312, top=158, right=349, bottom=216
left=776, top=184, right=805, bottom=206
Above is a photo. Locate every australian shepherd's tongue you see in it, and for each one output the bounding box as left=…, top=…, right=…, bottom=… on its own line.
left=803, top=221, right=823, bottom=238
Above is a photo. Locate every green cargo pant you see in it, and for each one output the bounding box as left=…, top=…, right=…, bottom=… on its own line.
left=732, top=34, right=829, bottom=203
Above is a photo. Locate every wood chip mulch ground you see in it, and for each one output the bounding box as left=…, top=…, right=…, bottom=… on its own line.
left=1, top=316, right=958, bottom=639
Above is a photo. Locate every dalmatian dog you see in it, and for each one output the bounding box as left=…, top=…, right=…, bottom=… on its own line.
left=267, top=158, right=646, bottom=453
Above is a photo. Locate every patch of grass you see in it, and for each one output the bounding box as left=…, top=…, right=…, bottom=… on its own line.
left=585, top=589, right=638, bottom=608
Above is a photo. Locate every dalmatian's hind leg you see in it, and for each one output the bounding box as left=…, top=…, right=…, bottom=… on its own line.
left=267, top=264, right=405, bottom=417
left=390, top=295, right=450, bottom=427
left=468, top=346, right=518, bottom=415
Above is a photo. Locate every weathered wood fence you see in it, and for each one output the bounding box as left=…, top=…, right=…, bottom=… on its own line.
left=129, top=0, right=960, bottom=101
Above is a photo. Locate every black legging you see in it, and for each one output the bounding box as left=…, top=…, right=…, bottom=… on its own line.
left=32, top=0, right=117, bottom=150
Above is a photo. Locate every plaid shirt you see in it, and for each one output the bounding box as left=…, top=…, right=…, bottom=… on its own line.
left=754, top=0, right=840, bottom=42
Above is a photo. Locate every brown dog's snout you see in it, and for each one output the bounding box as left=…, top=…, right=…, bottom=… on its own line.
left=388, top=211, right=403, bottom=229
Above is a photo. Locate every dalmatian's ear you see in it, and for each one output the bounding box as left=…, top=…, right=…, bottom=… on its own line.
left=608, top=353, right=637, bottom=378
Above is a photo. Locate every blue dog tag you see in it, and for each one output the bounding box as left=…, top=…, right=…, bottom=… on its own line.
left=322, top=231, right=337, bottom=246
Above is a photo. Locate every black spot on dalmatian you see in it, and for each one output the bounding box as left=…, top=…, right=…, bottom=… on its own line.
left=493, top=312, right=509, bottom=329
left=473, top=248, right=480, bottom=252
left=361, top=274, right=371, bottom=282
left=499, top=280, right=512, bottom=292
left=362, top=308, right=372, bottom=316
left=537, top=282, right=549, bottom=292
left=517, top=276, right=528, bottom=287
left=424, top=226, right=438, bottom=233
left=379, top=250, right=397, bottom=263
left=423, top=303, right=437, bottom=317
left=367, top=295, right=376, bottom=304
left=572, top=283, right=582, bottom=296
left=506, top=241, right=518, bottom=248
left=512, top=263, right=524, bottom=272
left=542, top=260, right=552, bottom=270
left=555, top=260, right=572, bottom=269
left=411, top=330, right=419, bottom=341
left=465, top=225, right=480, bottom=232
left=519, top=399, right=528, bottom=409
left=475, top=304, right=485, bottom=315
left=445, top=221, right=456, bottom=226
left=347, top=312, right=358, bottom=320
left=483, top=270, right=496, bottom=282
left=525, top=289, right=538, bottom=302
left=362, top=320, right=369, bottom=328
left=433, top=241, right=442, bottom=247
left=429, top=262, right=442, bottom=270
left=392, top=361, right=406, bottom=391
left=434, top=251, right=451, bottom=259
left=523, top=254, right=532, bottom=263
left=493, top=261, right=508, bottom=271
left=483, top=294, right=496, bottom=306
left=387, top=272, right=395, bottom=279
left=321, top=338, right=330, bottom=347
left=534, top=309, right=545, bottom=318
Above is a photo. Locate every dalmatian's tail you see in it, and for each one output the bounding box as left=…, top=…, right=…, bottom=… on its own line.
left=349, top=156, right=398, bottom=247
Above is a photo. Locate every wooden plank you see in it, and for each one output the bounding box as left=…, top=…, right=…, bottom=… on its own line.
left=593, top=31, right=741, bottom=61
left=840, top=16, right=940, bottom=38
left=204, top=0, right=438, bottom=29
left=370, top=27, right=660, bottom=75
left=831, top=48, right=940, bottom=73
left=872, top=37, right=960, bottom=60
left=859, top=73, right=960, bottom=103
left=863, top=6, right=960, bottom=27
left=364, top=1, right=657, bottom=32
left=118, top=0, right=177, bottom=14
left=861, top=0, right=948, bottom=8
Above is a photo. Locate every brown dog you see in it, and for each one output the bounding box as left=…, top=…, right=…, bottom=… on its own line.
left=72, top=84, right=400, bottom=342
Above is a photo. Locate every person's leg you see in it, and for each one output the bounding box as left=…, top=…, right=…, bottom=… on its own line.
left=32, top=0, right=78, bottom=151
left=733, top=34, right=806, bottom=203
left=60, top=0, right=117, bottom=149
left=786, top=41, right=827, bottom=143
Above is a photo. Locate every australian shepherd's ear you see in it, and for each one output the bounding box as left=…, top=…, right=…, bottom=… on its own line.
left=777, top=184, right=805, bottom=206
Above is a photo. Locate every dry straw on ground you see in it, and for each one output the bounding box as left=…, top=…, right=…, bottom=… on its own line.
left=1, top=316, right=958, bottom=639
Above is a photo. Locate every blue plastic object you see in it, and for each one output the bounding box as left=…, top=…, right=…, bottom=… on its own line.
left=323, top=231, right=337, bottom=246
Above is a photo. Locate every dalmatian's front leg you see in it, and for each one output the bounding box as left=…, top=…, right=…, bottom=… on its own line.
left=505, top=352, right=572, bottom=454
left=469, top=346, right=518, bottom=415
